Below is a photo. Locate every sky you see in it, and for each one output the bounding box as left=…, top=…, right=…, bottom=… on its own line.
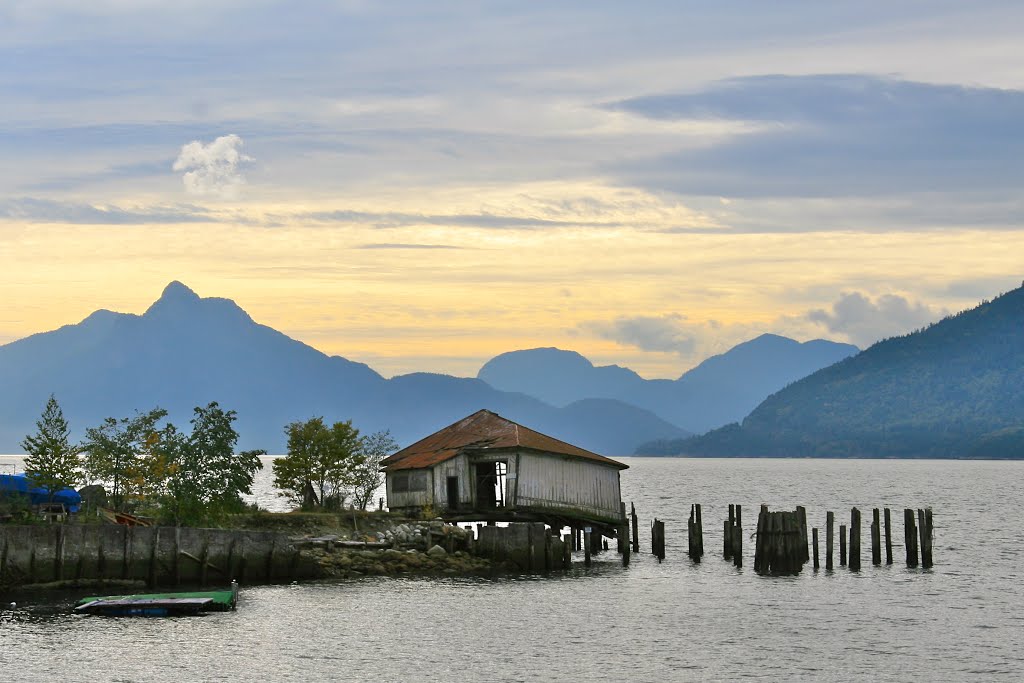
left=1, top=1, right=1022, bottom=379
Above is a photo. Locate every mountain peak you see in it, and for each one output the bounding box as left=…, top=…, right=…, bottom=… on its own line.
left=160, top=281, right=200, bottom=303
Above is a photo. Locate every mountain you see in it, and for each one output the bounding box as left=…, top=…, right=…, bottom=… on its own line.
left=478, top=335, right=859, bottom=433
left=674, top=285, right=1024, bottom=458
left=0, top=282, right=686, bottom=455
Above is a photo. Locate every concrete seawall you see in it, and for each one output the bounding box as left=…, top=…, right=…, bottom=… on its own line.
left=0, top=524, right=320, bottom=589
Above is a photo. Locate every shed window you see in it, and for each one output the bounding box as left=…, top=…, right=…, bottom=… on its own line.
left=392, top=471, right=428, bottom=493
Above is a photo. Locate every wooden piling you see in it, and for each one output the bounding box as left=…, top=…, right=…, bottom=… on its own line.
left=733, top=505, right=743, bottom=568
left=904, top=508, right=918, bottom=567
left=849, top=508, right=861, bottom=571
left=871, top=508, right=881, bottom=566
left=812, top=528, right=819, bottom=570
left=688, top=504, right=703, bottom=562
left=884, top=507, right=893, bottom=565
left=630, top=502, right=639, bottom=553
left=839, top=524, right=847, bottom=567
left=753, top=506, right=767, bottom=572
left=725, top=505, right=735, bottom=560
left=826, top=511, right=834, bottom=570
left=584, top=527, right=592, bottom=567
left=919, top=508, right=933, bottom=569
left=796, top=506, right=809, bottom=563
left=653, top=519, right=665, bottom=562
left=696, top=504, right=704, bottom=557
left=562, top=533, right=572, bottom=568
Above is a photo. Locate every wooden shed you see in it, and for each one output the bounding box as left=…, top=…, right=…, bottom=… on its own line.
left=381, top=409, right=628, bottom=531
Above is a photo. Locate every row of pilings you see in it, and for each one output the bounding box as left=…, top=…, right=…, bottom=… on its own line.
left=617, top=503, right=935, bottom=574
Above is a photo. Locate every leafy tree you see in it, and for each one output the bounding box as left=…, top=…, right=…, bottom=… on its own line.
left=21, top=395, right=81, bottom=504
left=82, top=408, right=168, bottom=510
left=273, top=417, right=362, bottom=509
left=161, top=402, right=264, bottom=525
left=351, top=429, right=398, bottom=510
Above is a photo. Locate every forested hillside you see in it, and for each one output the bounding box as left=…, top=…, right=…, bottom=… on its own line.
left=652, top=284, right=1024, bottom=458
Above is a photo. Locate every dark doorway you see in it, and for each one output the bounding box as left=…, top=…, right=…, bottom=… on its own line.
left=474, top=461, right=507, bottom=510
left=475, top=463, right=497, bottom=509
left=446, top=476, right=460, bottom=510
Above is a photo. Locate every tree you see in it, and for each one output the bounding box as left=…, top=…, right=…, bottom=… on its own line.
left=351, top=430, right=398, bottom=510
left=21, top=395, right=81, bottom=504
left=82, top=408, right=168, bottom=511
left=273, top=417, right=362, bottom=509
left=161, top=402, right=263, bottom=525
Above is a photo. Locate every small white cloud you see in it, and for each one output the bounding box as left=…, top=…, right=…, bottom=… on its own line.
left=172, top=134, right=252, bottom=198
left=807, top=291, right=944, bottom=347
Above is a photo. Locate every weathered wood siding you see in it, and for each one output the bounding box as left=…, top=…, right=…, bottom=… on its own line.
left=514, top=451, right=622, bottom=523
left=431, top=453, right=472, bottom=507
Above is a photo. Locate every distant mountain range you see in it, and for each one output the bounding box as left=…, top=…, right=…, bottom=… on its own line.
left=478, top=335, right=859, bottom=433
left=0, top=282, right=688, bottom=455
left=655, top=284, right=1024, bottom=458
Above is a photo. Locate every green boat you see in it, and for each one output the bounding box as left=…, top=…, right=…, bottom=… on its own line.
left=75, top=581, right=238, bottom=616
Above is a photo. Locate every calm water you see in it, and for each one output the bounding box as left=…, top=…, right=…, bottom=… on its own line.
left=1, top=457, right=1022, bottom=682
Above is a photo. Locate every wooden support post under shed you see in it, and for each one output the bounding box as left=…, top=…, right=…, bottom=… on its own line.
left=584, top=527, right=592, bottom=567
left=631, top=502, right=639, bottom=553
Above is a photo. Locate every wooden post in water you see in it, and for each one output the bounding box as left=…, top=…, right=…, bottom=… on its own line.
left=733, top=505, right=743, bottom=568
left=753, top=506, right=765, bottom=572
left=584, top=527, right=592, bottom=567
left=688, top=504, right=704, bottom=562
left=562, top=533, right=573, bottom=568
left=725, top=505, right=735, bottom=560
left=796, top=506, right=809, bottom=563
left=904, top=508, right=918, bottom=567
left=922, top=508, right=933, bottom=569
left=839, top=524, right=847, bottom=567
left=696, top=504, right=704, bottom=558
left=884, top=508, right=893, bottom=565
left=630, top=503, right=639, bottom=553
left=849, top=508, right=861, bottom=571
left=812, top=528, right=819, bottom=570
left=659, top=519, right=665, bottom=561
left=620, top=502, right=630, bottom=567
left=825, top=511, right=834, bottom=570
left=871, top=508, right=882, bottom=566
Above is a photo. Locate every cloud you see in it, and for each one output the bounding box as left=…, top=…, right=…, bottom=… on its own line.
left=806, top=291, right=945, bottom=347
left=301, top=209, right=623, bottom=230
left=0, top=197, right=210, bottom=224
left=356, top=243, right=462, bottom=250
left=173, top=134, right=252, bottom=198
left=583, top=314, right=697, bottom=355
left=607, top=74, right=1024, bottom=201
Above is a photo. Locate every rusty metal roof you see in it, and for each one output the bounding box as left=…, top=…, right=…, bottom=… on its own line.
left=381, top=409, right=629, bottom=472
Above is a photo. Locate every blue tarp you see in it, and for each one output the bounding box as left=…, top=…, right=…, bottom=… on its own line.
left=0, top=473, right=81, bottom=513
